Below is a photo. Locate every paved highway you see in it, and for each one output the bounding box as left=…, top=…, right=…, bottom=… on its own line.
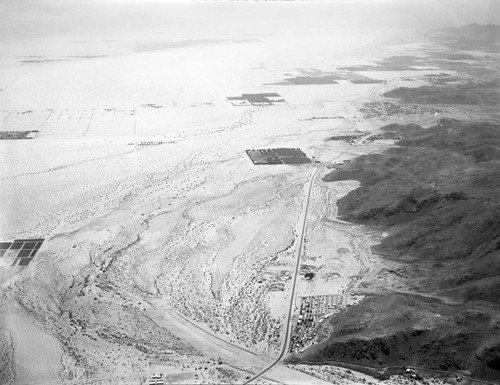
left=244, top=167, right=320, bottom=384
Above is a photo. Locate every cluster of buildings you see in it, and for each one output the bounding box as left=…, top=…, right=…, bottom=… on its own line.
left=360, top=101, right=442, bottom=119
left=257, top=270, right=292, bottom=292
left=290, top=295, right=343, bottom=354
left=328, top=133, right=366, bottom=143
left=127, top=140, right=176, bottom=147
left=366, top=133, right=403, bottom=142
left=144, top=373, right=164, bottom=385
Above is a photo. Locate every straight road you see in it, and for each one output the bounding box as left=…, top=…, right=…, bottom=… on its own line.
left=244, top=167, right=320, bottom=384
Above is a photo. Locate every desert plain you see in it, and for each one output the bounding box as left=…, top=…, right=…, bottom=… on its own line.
left=0, top=1, right=499, bottom=385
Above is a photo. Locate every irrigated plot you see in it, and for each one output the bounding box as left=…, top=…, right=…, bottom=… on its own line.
left=0, top=238, right=44, bottom=267
left=17, top=249, right=32, bottom=258
left=246, top=149, right=282, bottom=164
left=227, top=93, right=285, bottom=106
left=246, top=148, right=311, bottom=165
left=18, top=258, right=32, bottom=266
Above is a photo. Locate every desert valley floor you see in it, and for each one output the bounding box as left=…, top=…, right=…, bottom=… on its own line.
left=0, top=5, right=499, bottom=384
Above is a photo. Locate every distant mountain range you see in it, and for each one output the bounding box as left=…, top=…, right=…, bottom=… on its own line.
left=433, top=23, right=500, bottom=46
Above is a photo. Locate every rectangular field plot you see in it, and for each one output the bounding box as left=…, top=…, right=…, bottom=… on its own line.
left=246, top=149, right=281, bottom=164
left=18, top=258, right=32, bottom=266
left=83, top=109, right=136, bottom=137
left=9, top=242, right=23, bottom=250
left=0, top=109, right=136, bottom=138
left=21, top=242, right=38, bottom=249
left=227, top=93, right=285, bottom=106
left=0, top=238, right=44, bottom=267
left=246, top=148, right=310, bottom=165
left=17, top=249, right=32, bottom=258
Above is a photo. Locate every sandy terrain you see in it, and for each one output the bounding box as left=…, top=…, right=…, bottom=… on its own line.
left=5, top=311, right=64, bottom=385
left=0, top=6, right=473, bottom=383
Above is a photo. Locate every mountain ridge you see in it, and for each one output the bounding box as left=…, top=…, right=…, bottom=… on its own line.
left=288, top=119, right=500, bottom=382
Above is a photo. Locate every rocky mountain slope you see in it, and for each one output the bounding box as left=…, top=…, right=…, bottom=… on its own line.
left=288, top=119, right=500, bottom=382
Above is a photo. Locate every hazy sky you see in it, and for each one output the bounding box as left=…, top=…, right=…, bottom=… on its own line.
left=1, top=0, right=499, bottom=40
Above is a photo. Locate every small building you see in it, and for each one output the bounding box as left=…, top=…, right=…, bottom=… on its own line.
left=146, top=373, right=164, bottom=385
